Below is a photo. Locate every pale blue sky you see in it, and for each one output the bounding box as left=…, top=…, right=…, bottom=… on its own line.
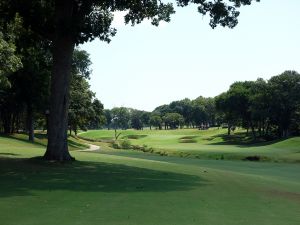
left=81, top=0, right=300, bottom=111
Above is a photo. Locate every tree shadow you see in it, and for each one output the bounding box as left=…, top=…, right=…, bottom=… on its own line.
left=0, top=153, right=20, bottom=156
left=206, top=133, right=285, bottom=148
left=0, top=157, right=208, bottom=198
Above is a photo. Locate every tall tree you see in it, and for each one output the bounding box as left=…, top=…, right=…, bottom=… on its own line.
left=268, top=71, right=300, bottom=137
left=150, top=114, right=162, bottom=130
left=89, top=99, right=105, bottom=130
left=1, top=0, right=259, bottom=161
left=163, top=112, right=184, bottom=129
left=111, top=107, right=130, bottom=130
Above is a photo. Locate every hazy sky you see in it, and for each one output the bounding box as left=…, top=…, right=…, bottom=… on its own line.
left=81, top=0, right=300, bottom=111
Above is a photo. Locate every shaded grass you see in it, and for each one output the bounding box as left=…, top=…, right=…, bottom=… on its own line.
left=0, top=157, right=204, bottom=198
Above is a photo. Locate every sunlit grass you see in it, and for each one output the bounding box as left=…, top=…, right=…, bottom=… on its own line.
left=79, top=128, right=300, bottom=162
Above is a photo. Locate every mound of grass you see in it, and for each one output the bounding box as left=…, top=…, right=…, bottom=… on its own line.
left=178, top=136, right=198, bottom=143
left=124, top=134, right=148, bottom=139
left=80, top=136, right=114, bottom=143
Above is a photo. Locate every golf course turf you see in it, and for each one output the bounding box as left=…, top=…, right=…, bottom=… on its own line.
left=0, top=129, right=299, bottom=225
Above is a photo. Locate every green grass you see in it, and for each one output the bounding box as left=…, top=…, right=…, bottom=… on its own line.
left=0, top=134, right=300, bottom=225
left=0, top=133, right=89, bottom=152
left=79, top=128, right=300, bottom=162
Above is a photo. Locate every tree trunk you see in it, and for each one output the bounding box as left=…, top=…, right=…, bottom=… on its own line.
left=3, top=113, right=12, bottom=134
left=43, top=0, right=75, bottom=161
left=250, top=121, right=256, bottom=140
left=27, top=104, right=34, bottom=142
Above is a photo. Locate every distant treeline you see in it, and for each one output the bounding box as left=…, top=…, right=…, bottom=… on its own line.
left=1, top=29, right=299, bottom=141
left=104, top=71, right=300, bottom=139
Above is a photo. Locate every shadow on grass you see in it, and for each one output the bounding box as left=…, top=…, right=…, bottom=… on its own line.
left=0, top=157, right=207, bottom=198
left=68, top=139, right=88, bottom=150
left=0, top=153, right=20, bottom=156
left=206, top=133, right=285, bottom=148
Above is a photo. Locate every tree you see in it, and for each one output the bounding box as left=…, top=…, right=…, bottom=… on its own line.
left=0, top=34, right=21, bottom=88
left=150, top=114, right=162, bottom=130
left=141, top=111, right=151, bottom=129
left=68, top=75, right=95, bottom=135
left=169, top=98, right=193, bottom=127
left=268, top=71, right=300, bottom=137
left=1, top=0, right=259, bottom=161
left=131, top=110, right=143, bottom=130
left=0, top=18, right=22, bottom=89
left=111, top=107, right=130, bottom=130
left=103, top=109, right=112, bottom=130
left=215, top=92, right=238, bottom=135
left=89, top=99, right=105, bottom=130
left=163, top=113, right=184, bottom=129
left=68, top=49, right=95, bottom=135
left=0, top=17, right=50, bottom=138
left=215, top=72, right=300, bottom=138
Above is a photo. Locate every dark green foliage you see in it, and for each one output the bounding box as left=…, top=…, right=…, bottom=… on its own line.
left=149, top=114, right=163, bottom=130
left=0, top=17, right=51, bottom=137
left=216, top=71, right=300, bottom=138
left=68, top=49, right=106, bottom=135
left=153, top=96, right=216, bottom=129
left=89, top=99, right=106, bottom=129
left=163, top=113, right=184, bottom=129
left=130, top=110, right=144, bottom=130
left=111, top=107, right=131, bottom=130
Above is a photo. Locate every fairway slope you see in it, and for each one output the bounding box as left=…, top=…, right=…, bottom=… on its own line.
left=79, top=129, right=300, bottom=162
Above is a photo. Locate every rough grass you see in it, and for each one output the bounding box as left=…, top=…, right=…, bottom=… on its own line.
left=79, top=128, right=300, bottom=163
left=0, top=135, right=299, bottom=225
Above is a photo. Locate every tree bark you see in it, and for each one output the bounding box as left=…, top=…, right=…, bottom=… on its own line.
left=250, top=121, right=256, bottom=140
left=43, top=0, right=75, bottom=161
left=2, top=112, right=12, bottom=134
left=27, top=103, right=34, bottom=142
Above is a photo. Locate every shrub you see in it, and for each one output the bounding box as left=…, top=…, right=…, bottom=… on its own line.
left=111, top=142, right=120, bottom=149
left=120, top=138, right=131, bottom=149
